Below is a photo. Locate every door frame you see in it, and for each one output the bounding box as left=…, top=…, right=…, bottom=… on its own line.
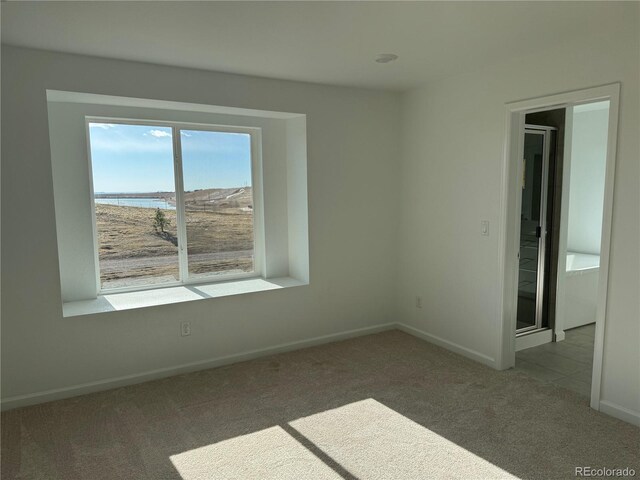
left=496, top=83, right=620, bottom=411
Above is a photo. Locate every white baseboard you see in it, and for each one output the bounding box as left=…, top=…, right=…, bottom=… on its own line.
left=598, top=400, right=640, bottom=427
left=396, top=324, right=639, bottom=427
left=6, top=320, right=635, bottom=427
left=1, top=323, right=396, bottom=411
left=396, top=323, right=496, bottom=368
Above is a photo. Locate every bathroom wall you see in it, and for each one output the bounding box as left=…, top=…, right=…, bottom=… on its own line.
left=567, top=102, right=610, bottom=255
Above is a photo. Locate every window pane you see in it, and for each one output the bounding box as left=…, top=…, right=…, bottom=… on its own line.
left=89, top=123, right=179, bottom=289
left=180, top=130, right=254, bottom=278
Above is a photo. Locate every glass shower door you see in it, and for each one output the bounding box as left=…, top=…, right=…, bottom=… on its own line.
left=516, top=129, right=549, bottom=334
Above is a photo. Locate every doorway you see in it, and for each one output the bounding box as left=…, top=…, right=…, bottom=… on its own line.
left=498, top=84, right=620, bottom=412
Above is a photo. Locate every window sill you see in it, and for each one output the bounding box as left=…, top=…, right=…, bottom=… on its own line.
left=62, top=277, right=307, bottom=317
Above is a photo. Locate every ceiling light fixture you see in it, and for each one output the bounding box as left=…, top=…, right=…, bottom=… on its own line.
left=375, top=53, right=399, bottom=64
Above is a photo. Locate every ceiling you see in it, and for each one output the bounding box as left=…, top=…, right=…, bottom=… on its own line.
left=0, top=1, right=628, bottom=91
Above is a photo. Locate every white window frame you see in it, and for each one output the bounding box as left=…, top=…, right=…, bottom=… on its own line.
left=85, top=116, right=264, bottom=295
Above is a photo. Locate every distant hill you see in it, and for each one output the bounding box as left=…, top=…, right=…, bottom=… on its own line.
left=95, top=187, right=253, bottom=212
left=184, top=187, right=253, bottom=211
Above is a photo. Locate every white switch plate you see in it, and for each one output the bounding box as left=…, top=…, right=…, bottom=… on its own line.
left=416, top=296, right=423, bottom=309
left=481, top=220, right=490, bottom=236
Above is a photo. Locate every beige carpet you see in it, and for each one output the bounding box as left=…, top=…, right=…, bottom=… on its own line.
left=2, top=330, right=638, bottom=479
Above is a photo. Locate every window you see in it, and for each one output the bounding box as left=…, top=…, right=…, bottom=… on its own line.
left=48, top=92, right=308, bottom=313
left=87, top=119, right=258, bottom=292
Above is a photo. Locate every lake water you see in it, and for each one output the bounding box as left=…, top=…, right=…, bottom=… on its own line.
left=95, top=197, right=176, bottom=210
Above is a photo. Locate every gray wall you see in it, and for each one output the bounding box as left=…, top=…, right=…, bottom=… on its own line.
left=398, top=10, right=639, bottom=420
left=2, top=15, right=639, bottom=425
left=1, top=46, right=402, bottom=401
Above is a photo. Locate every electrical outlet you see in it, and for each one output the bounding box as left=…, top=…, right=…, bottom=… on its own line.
left=181, top=321, right=191, bottom=337
left=416, top=296, right=423, bottom=309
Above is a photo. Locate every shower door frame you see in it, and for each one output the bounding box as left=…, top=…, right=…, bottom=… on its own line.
left=515, top=126, right=554, bottom=336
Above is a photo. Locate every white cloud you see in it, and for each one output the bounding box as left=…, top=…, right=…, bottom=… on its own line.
left=149, top=129, right=171, bottom=138
left=89, top=123, right=117, bottom=129
left=89, top=138, right=171, bottom=153
left=181, top=132, right=192, bottom=137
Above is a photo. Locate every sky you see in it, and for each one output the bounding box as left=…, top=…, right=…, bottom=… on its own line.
left=89, top=123, right=252, bottom=193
